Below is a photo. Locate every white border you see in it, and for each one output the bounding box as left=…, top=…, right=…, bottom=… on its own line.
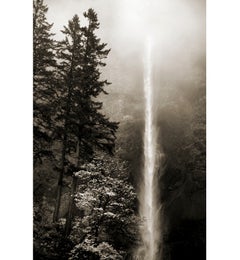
left=207, top=0, right=240, bottom=259
left=0, top=0, right=33, bottom=259
left=1, top=0, right=240, bottom=259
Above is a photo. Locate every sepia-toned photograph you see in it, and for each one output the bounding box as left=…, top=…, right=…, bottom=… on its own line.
left=33, top=0, right=206, bottom=259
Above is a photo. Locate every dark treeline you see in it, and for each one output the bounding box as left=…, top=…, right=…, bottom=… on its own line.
left=33, top=0, right=139, bottom=259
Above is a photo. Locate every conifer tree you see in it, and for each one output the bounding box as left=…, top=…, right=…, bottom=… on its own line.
left=80, top=8, right=118, bottom=155
left=52, top=14, right=84, bottom=222
left=33, top=0, right=56, bottom=164
left=53, top=11, right=118, bottom=223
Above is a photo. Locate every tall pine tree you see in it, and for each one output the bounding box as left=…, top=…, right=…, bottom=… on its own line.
left=33, top=0, right=57, bottom=164
left=52, top=15, right=84, bottom=222
left=53, top=11, right=118, bottom=223
left=80, top=9, right=118, bottom=155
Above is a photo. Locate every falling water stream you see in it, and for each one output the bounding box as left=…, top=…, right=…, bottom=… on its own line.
left=137, top=37, right=161, bottom=260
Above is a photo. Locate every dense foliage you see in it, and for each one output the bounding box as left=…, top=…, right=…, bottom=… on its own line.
left=68, top=161, right=139, bottom=259
left=34, top=156, right=139, bottom=259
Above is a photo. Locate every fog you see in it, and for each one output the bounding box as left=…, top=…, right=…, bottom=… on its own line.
left=46, top=0, right=205, bottom=103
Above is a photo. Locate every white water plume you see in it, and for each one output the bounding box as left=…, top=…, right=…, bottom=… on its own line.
left=137, top=37, right=162, bottom=260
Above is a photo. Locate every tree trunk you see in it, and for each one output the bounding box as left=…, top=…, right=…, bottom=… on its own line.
left=53, top=68, right=73, bottom=222
left=65, top=175, right=78, bottom=236
left=53, top=135, right=67, bottom=222
left=65, top=140, right=80, bottom=236
left=52, top=171, right=64, bottom=222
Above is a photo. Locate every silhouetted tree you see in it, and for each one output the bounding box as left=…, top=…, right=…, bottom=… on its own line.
left=33, top=0, right=57, bottom=164
left=53, top=12, right=118, bottom=223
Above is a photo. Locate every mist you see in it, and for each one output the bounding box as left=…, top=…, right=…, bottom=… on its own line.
left=46, top=0, right=205, bottom=100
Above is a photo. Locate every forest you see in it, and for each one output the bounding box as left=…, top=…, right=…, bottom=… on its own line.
left=33, top=0, right=206, bottom=259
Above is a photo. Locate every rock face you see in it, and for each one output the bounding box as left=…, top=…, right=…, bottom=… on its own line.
left=158, top=89, right=206, bottom=259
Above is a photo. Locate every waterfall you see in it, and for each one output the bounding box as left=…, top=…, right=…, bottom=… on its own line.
left=137, top=37, right=161, bottom=260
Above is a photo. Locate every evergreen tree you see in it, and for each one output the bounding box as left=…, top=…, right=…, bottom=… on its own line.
left=53, top=12, right=118, bottom=222
left=52, top=14, right=83, bottom=222
left=80, top=9, right=118, bottom=155
left=33, top=0, right=57, bottom=164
